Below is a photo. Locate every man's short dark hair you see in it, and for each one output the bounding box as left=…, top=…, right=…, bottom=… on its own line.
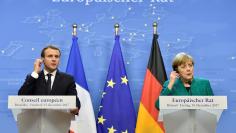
left=41, top=45, right=61, bottom=58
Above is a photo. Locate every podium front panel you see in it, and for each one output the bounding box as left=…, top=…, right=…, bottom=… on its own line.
left=163, top=110, right=217, bottom=133
left=17, top=110, right=42, bottom=133
left=17, top=109, right=74, bottom=133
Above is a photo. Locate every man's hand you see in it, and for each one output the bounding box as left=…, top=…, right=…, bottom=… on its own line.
left=34, top=58, right=43, bottom=73
left=70, top=107, right=79, bottom=115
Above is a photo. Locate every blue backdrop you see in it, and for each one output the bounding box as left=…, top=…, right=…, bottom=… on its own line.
left=0, top=0, right=235, bottom=132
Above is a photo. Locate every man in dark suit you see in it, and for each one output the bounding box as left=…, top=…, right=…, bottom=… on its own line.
left=18, top=45, right=80, bottom=115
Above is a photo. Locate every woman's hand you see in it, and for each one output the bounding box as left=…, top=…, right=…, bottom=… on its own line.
left=168, top=71, right=179, bottom=90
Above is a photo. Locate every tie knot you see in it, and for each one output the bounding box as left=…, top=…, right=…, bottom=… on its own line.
left=47, top=73, right=52, bottom=78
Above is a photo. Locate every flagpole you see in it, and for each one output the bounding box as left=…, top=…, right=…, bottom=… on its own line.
left=153, top=22, right=158, bottom=35
left=114, top=23, right=119, bottom=36
left=72, top=24, right=77, bottom=36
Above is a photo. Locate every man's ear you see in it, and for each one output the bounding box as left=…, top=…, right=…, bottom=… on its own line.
left=41, top=57, right=45, bottom=63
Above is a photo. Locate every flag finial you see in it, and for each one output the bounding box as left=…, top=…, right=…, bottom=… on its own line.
left=153, top=22, right=158, bottom=35
left=114, top=23, right=119, bottom=36
left=72, top=23, right=77, bottom=36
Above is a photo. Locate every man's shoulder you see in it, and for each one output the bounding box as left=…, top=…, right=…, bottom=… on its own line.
left=57, top=71, right=74, bottom=79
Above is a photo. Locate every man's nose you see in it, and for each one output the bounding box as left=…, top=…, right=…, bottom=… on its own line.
left=51, top=56, right=57, bottom=61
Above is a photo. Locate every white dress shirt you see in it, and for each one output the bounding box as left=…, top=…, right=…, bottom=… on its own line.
left=31, top=69, right=57, bottom=90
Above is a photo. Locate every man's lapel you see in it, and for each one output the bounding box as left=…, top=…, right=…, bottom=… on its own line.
left=38, top=71, right=48, bottom=94
left=51, top=70, right=60, bottom=94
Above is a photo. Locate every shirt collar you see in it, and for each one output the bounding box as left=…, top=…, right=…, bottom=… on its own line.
left=43, top=69, right=57, bottom=77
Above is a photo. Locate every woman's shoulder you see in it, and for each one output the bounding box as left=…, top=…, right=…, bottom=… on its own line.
left=163, top=80, right=170, bottom=85
left=163, top=79, right=181, bottom=86
left=193, top=77, right=210, bottom=84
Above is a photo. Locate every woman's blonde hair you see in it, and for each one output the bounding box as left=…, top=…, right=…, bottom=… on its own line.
left=172, top=52, right=194, bottom=72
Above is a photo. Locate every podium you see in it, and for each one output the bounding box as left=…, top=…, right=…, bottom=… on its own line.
left=8, top=96, right=76, bottom=133
left=158, top=96, right=227, bottom=133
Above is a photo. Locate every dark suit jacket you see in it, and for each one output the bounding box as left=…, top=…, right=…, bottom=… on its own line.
left=18, top=70, right=80, bottom=109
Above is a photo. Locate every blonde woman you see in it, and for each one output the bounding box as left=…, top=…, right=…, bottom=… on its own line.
left=155, top=52, right=214, bottom=109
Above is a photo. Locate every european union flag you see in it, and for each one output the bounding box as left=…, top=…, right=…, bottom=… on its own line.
left=97, top=35, right=136, bottom=133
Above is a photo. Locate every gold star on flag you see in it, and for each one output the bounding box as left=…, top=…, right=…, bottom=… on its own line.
left=107, top=126, right=117, bottom=133
left=97, top=115, right=106, bottom=125
left=121, top=76, right=128, bottom=85
left=121, top=129, right=128, bottom=133
left=107, top=79, right=116, bottom=88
